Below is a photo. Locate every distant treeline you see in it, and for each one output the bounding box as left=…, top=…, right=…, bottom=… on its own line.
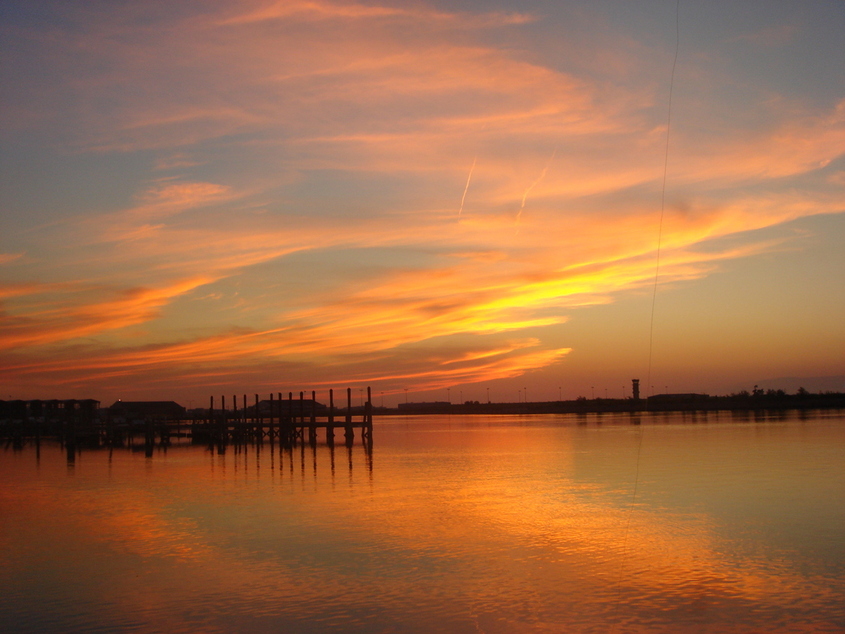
left=384, top=389, right=845, bottom=415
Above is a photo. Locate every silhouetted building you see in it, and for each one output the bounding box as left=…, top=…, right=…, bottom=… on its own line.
left=252, top=399, right=327, bottom=415
left=632, top=379, right=640, bottom=401
left=0, top=399, right=99, bottom=421
left=109, top=401, right=185, bottom=421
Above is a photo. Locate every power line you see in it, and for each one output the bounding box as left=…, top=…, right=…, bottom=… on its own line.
left=613, top=1, right=680, bottom=629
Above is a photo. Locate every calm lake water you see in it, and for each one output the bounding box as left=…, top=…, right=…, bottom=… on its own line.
left=1, top=410, right=844, bottom=633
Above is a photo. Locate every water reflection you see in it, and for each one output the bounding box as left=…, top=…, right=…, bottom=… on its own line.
left=1, top=412, right=843, bottom=633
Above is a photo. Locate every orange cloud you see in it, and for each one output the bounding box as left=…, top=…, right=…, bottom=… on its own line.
left=0, top=276, right=215, bottom=350
left=1, top=176, right=831, bottom=394
left=220, top=0, right=531, bottom=27
left=2, top=0, right=842, bottom=398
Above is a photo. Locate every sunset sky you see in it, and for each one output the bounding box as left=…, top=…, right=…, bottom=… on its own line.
left=1, top=0, right=843, bottom=405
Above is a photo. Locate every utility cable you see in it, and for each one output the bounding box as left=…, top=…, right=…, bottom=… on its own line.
left=612, top=1, right=679, bottom=629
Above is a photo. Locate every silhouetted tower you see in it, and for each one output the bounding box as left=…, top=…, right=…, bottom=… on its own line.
left=632, top=379, right=640, bottom=401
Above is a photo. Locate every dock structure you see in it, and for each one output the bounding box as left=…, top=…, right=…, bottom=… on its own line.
left=0, top=387, right=373, bottom=454
left=197, top=387, right=373, bottom=449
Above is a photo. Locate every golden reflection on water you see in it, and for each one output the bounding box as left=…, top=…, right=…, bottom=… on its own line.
left=1, top=412, right=844, bottom=633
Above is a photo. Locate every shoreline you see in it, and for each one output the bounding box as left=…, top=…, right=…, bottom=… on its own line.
left=376, top=394, right=845, bottom=416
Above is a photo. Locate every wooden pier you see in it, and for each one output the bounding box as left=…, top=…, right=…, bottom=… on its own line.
left=0, top=387, right=374, bottom=455
left=197, top=387, right=373, bottom=448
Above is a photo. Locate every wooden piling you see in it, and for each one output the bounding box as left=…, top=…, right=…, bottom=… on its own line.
left=346, top=388, right=352, bottom=425
left=268, top=392, right=275, bottom=440
left=364, top=386, right=373, bottom=444
left=345, top=387, right=353, bottom=443
left=254, top=394, right=260, bottom=439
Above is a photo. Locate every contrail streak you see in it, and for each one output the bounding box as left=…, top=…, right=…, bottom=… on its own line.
left=516, top=148, right=557, bottom=227
left=458, top=156, right=477, bottom=217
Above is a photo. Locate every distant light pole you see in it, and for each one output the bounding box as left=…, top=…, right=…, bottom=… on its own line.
left=558, top=386, right=562, bottom=401
left=404, top=388, right=408, bottom=404
left=591, top=386, right=595, bottom=399
left=622, top=385, right=626, bottom=398
left=486, top=387, right=490, bottom=403
left=524, top=387, right=527, bottom=403
left=605, top=388, right=608, bottom=399
left=447, top=387, right=451, bottom=404
left=359, top=388, right=363, bottom=407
